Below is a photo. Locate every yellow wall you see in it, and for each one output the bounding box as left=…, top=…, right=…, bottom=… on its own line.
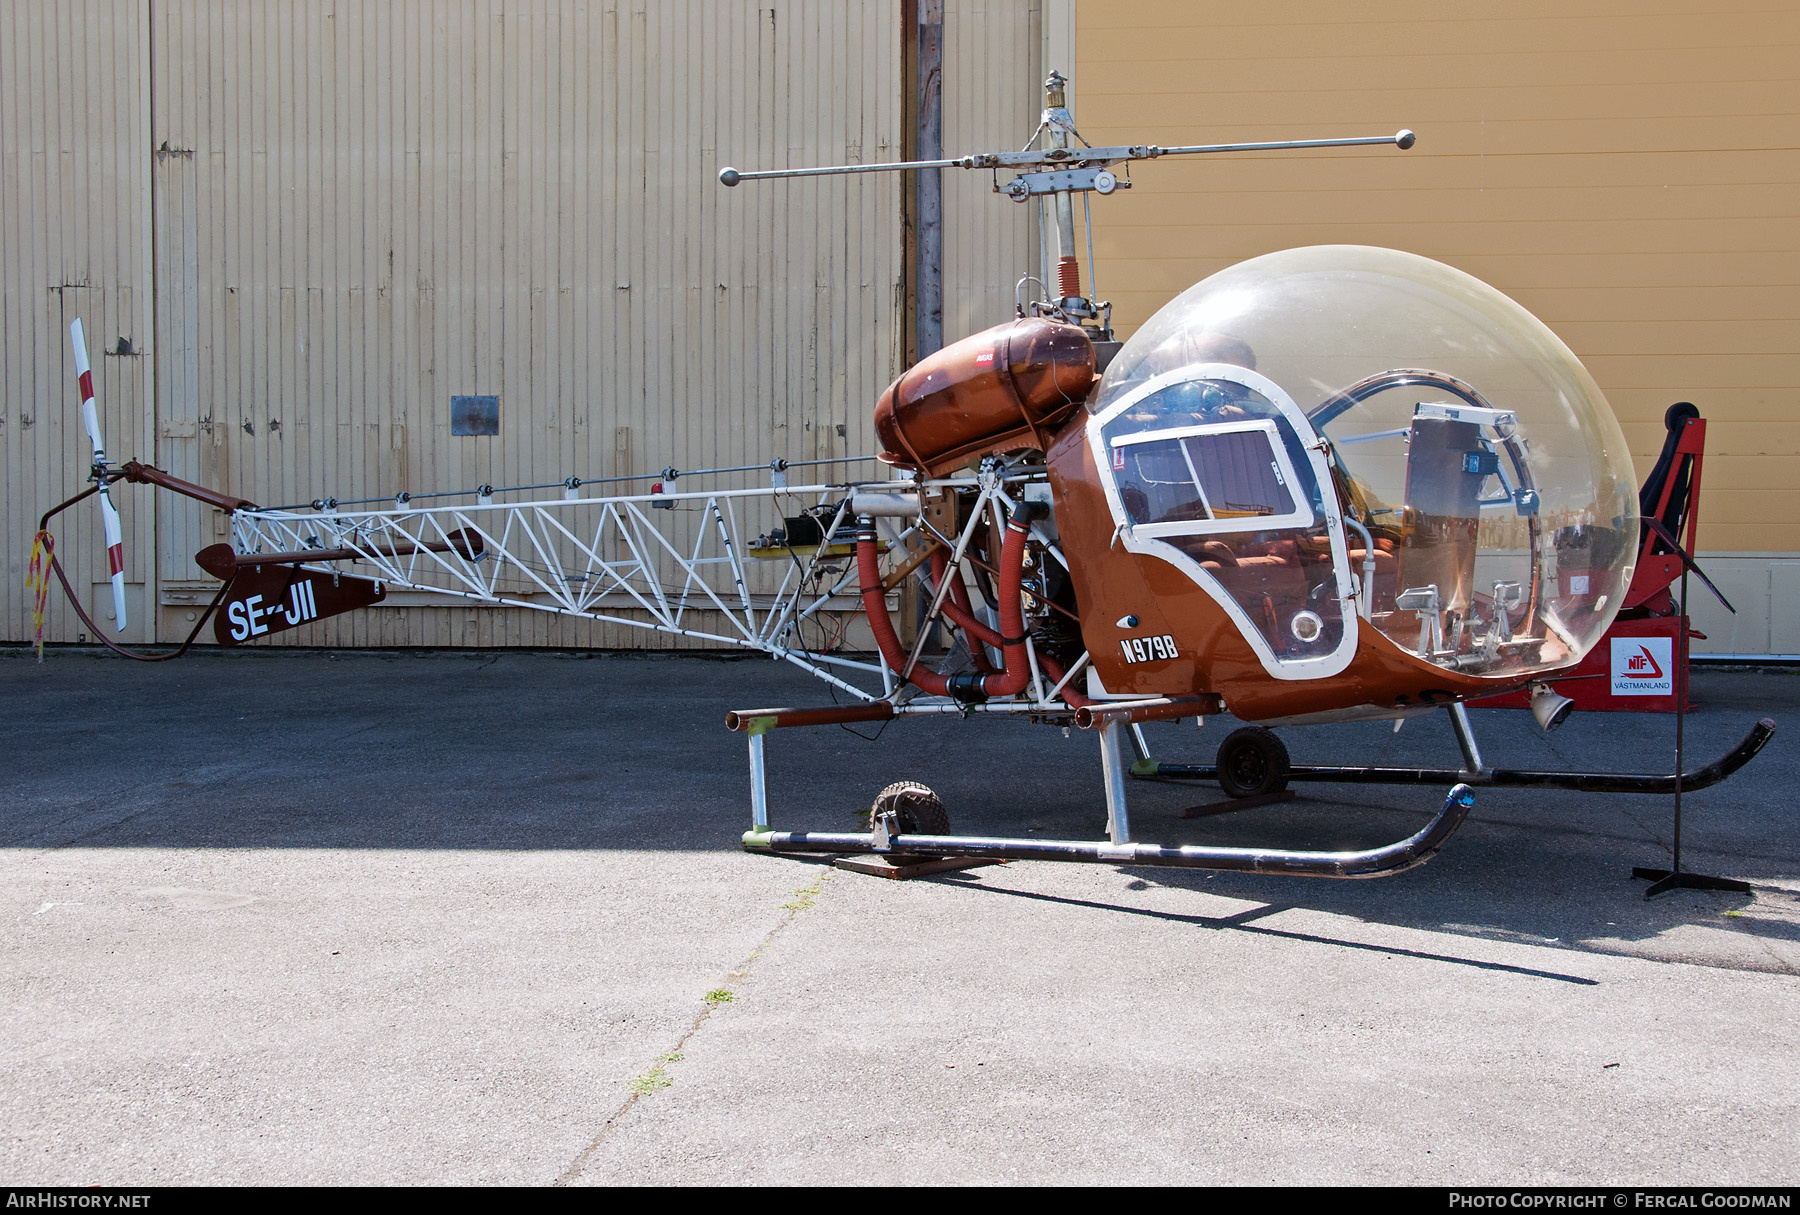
left=1075, top=0, right=1800, bottom=552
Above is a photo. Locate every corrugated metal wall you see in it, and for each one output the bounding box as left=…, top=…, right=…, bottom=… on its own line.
left=942, top=0, right=1043, bottom=337
left=148, top=0, right=903, bottom=649
left=1, top=0, right=156, bottom=644
left=4, top=1, right=1048, bottom=649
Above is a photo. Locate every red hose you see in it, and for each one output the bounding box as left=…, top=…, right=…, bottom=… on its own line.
left=930, top=549, right=992, bottom=673
left=858, top=525, right=951, bottom=697
left=976, top=515, right=1034, bottom=697
left=858, top=505, right=1090, bottom=707
left=927, top=546, right=1093, bottom=708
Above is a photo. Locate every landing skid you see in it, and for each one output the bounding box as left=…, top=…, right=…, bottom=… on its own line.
left=745, top=783, right=1476, bottom=879
left=736, top=714, right=1479, bottom=880
left=1133, top=717, right=1777, bottom=795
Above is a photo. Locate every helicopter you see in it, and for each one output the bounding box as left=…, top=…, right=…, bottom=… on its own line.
left=30, top=71, right=1774, bottom=882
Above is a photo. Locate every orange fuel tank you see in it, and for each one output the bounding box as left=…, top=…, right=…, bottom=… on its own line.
left=874, top=318, right=1095, bottom=476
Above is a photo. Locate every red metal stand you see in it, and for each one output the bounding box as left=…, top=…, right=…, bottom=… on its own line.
left=1479, top=406, right=1716, bottom=715
left=1476, top=615, right=1696, bottom=714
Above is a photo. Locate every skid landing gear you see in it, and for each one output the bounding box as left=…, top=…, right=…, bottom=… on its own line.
left=736, top=713, right=1479, bottom=879
left=1134, top=716, right=1777, bottom=796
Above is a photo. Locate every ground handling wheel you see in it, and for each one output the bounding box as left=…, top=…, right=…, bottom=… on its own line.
left=869, top=781, right=952, bottom=865
left=1216, top=727, right=1292, bottom=799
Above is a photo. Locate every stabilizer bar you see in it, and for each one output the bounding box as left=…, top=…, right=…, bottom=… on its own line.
left=745, top=783, right=1476, bottom=879
left=1136, top=718, right=1776, bottom=795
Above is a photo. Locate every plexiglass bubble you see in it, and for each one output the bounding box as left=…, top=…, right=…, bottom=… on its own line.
left=1088, top=245, right=1638, bottom=679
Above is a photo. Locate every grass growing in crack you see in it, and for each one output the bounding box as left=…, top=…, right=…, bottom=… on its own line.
left=559, top=885, right=824, bottom=1183
left=604, top=904, right=801, bottom=1109
left=780, top=872, right=831, bottom=911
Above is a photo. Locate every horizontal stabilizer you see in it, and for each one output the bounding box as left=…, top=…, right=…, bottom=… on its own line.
left=213, top=563, right=386, bottom=646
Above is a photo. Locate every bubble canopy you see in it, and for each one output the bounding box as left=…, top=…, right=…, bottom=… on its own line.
left=1088, top=245, right=1639, bottom=680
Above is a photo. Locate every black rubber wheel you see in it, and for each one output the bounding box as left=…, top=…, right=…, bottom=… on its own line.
left=1215, top=727, right=1291, bottom=799
left=869, top=780, right=952, bottom=864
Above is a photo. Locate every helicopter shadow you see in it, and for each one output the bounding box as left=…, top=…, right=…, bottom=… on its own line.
left=5, top=650, right=1795, bottom=978
left=912, top=674, right=1800, bottom=980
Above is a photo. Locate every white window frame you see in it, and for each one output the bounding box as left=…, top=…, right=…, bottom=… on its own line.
left=1109, top=418, right=1315, bottom=538
left=1088, top=363, right=1359, bottom=682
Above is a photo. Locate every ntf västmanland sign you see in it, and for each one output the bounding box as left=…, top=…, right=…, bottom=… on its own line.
left=1612, top=636, right=1675, bottom=697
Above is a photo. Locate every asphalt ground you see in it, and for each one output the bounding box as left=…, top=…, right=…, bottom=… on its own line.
left=3, top=647, right=1797, bottom=1186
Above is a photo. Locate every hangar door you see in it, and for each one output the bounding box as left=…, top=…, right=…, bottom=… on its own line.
left=2, top=1, right=1045, bottom=648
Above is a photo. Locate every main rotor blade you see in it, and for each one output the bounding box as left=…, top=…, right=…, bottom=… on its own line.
left=718, top=130, right=1415, bottom=186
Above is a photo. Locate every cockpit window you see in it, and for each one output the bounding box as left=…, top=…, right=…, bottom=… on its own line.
left=1112, top=422, right=1305, bottom=532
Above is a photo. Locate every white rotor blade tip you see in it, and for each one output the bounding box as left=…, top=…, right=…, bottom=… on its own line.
left=70, top=319, right=103, bottom=456
left=109, top=571, right=128, bottom=632
left=100, top=487, right=127, bottom=631
left=70, top=320, right=89, bottom=375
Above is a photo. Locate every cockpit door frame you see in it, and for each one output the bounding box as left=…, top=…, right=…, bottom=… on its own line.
left=1088, top=363, right=1360, bottom=682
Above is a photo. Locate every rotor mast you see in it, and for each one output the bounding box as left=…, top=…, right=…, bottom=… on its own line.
left=1042, top=71, right=1085, bottom=315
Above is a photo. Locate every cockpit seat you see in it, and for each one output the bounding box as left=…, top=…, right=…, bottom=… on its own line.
left=1187, top=536, right=1311, bottom=606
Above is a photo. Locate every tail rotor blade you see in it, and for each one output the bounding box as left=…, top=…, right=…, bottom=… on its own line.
left=98, top=485, right=127, bottom=632
left=71, top=318, right=126, bottom=632
left=70, top=319, right=105, bottom=459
